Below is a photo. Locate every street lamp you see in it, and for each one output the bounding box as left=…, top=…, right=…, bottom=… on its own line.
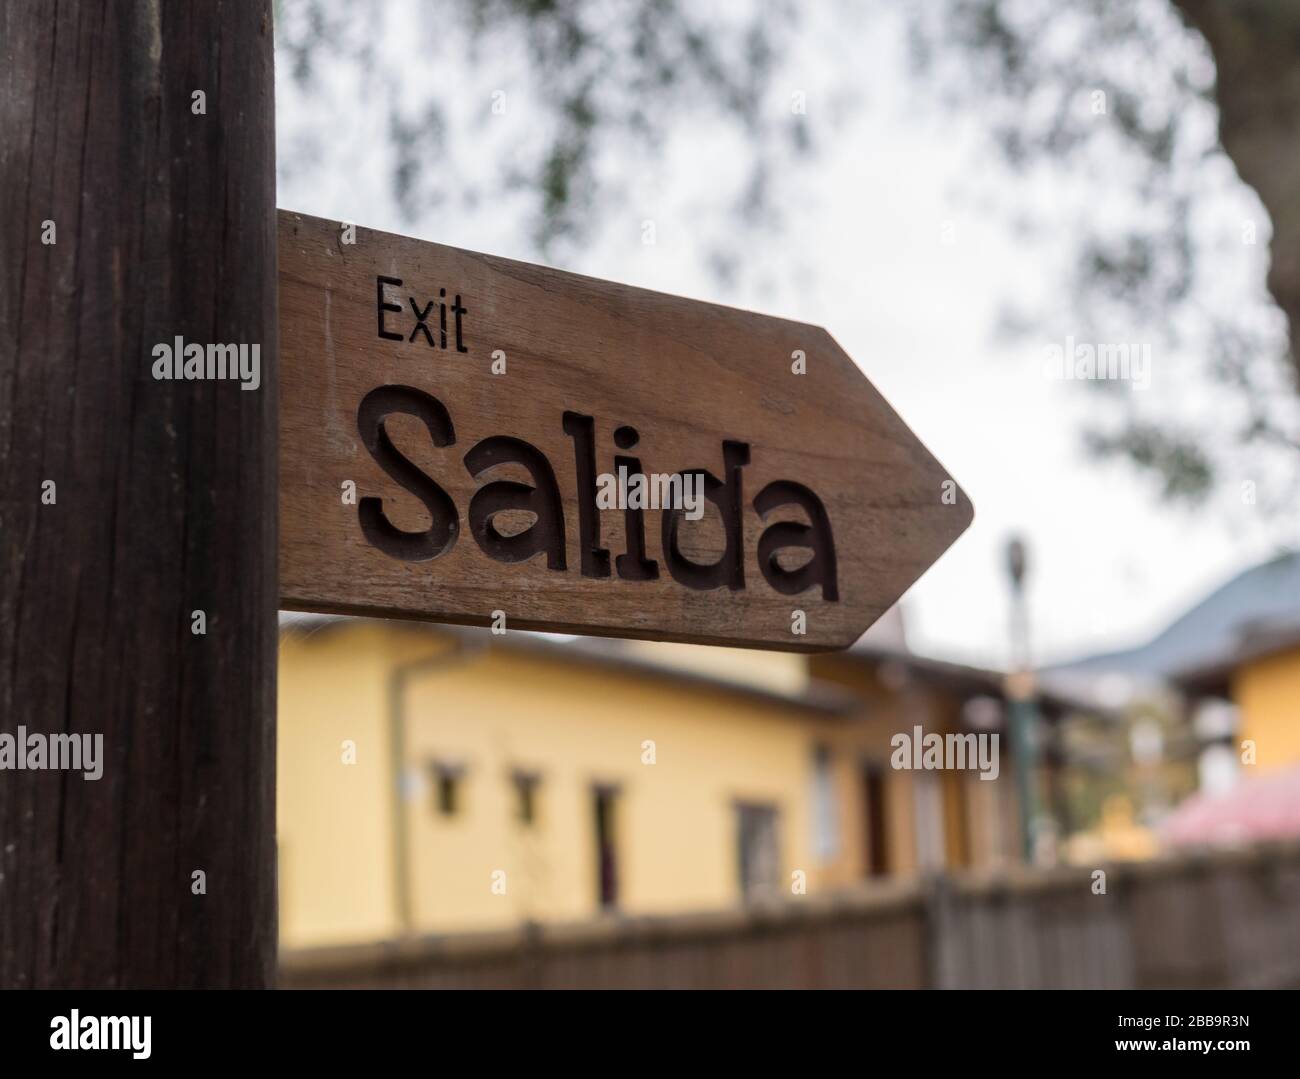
left=1004, top=535, right=1041, bottom=864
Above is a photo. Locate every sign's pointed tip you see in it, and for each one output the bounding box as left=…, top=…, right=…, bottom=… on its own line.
left=955, top=485, right=976, bottom=534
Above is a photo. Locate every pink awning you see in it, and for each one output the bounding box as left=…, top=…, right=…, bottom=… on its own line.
left=1162, top=765, right=1300, bottom=846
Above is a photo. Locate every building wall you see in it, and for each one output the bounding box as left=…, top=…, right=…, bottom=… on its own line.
left=807, top=661, right=955, bottom=882
left=401, top=646, right=820, bottom=930
left=277, top=623, right=400, bottom=948
left=1233, top=645, right=1300, bottom=772
left=810, top=706, right=922, bottom=885
left=810, top=655, right=1020, bottom=880
left=278, top=622, right=825, bottom=948
left=279, top=622, right=1023, bottom=951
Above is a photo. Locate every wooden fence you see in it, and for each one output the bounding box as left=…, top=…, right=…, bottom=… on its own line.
left=279, top=841, right=1300, bottom=989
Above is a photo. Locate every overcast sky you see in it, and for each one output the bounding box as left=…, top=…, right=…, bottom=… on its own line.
left=275, top=1, right=1297, bottom=670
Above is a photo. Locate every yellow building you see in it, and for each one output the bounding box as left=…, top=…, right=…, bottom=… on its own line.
left=277, top=613, right=1036, bottom=950
left=1155, top=552, right=1300, bottom=778
left=1046, top=551, right=1300, bottom=842
left=1230, top=645, right=1300, bottom=771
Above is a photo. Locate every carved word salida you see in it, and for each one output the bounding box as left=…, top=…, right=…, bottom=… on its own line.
left=356, top=385, right=838, bottom=600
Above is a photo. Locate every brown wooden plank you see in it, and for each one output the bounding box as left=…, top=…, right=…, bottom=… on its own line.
left=278, top=210, right=972, bottom=650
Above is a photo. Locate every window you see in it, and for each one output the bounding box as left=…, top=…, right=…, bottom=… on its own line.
left=861, top=762, right=889, bottom=877
left=512, top=770, right=540, bottom=826
left=913, top=771, right=946, bottom=871
left=811, top=744, right=840, bottom=861
left=429, top=762, right=465, bottom=817
left=735, top=802, right=780, bottom=901
left=593, top=785, right=620, bottom=910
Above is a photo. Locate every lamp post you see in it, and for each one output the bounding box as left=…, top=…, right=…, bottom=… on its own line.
left=1005, top=536, right=1041, bottom=864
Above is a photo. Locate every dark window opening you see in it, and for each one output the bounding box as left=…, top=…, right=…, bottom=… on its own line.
left=430, top=763, right=464, bottom=817
left=437, top=773, right=457, bottom=816
left=862, top=763, right=889, bottom=877
left=593, top=785, right=619, bottom=910
left=513, top=771, right=540, bottom=826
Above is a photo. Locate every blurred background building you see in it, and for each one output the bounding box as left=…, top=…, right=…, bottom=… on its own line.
left=278, top=606, right=1093, bottom=948
left=1046, top=550, right=1300, bottom=851
left=276, top=547, right=1300, bottom=989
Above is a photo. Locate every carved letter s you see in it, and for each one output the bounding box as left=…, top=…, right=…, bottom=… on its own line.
left=357, top=385, right=459, bottom=561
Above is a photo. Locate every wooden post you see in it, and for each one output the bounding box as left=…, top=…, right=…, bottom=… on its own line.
left=0, top=2, right=278, bottom=986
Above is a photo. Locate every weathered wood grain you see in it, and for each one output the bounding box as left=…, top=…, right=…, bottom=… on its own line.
left=279, top=211, right=972, bottom=650
left=0, top=2, right=277, bottom=986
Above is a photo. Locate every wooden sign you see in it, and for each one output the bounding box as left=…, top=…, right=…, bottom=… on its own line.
left=278, top=211, right=973, bottom=650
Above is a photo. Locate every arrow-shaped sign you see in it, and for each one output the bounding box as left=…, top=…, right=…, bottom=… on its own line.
left=278, top=211, right=972, bottom=651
